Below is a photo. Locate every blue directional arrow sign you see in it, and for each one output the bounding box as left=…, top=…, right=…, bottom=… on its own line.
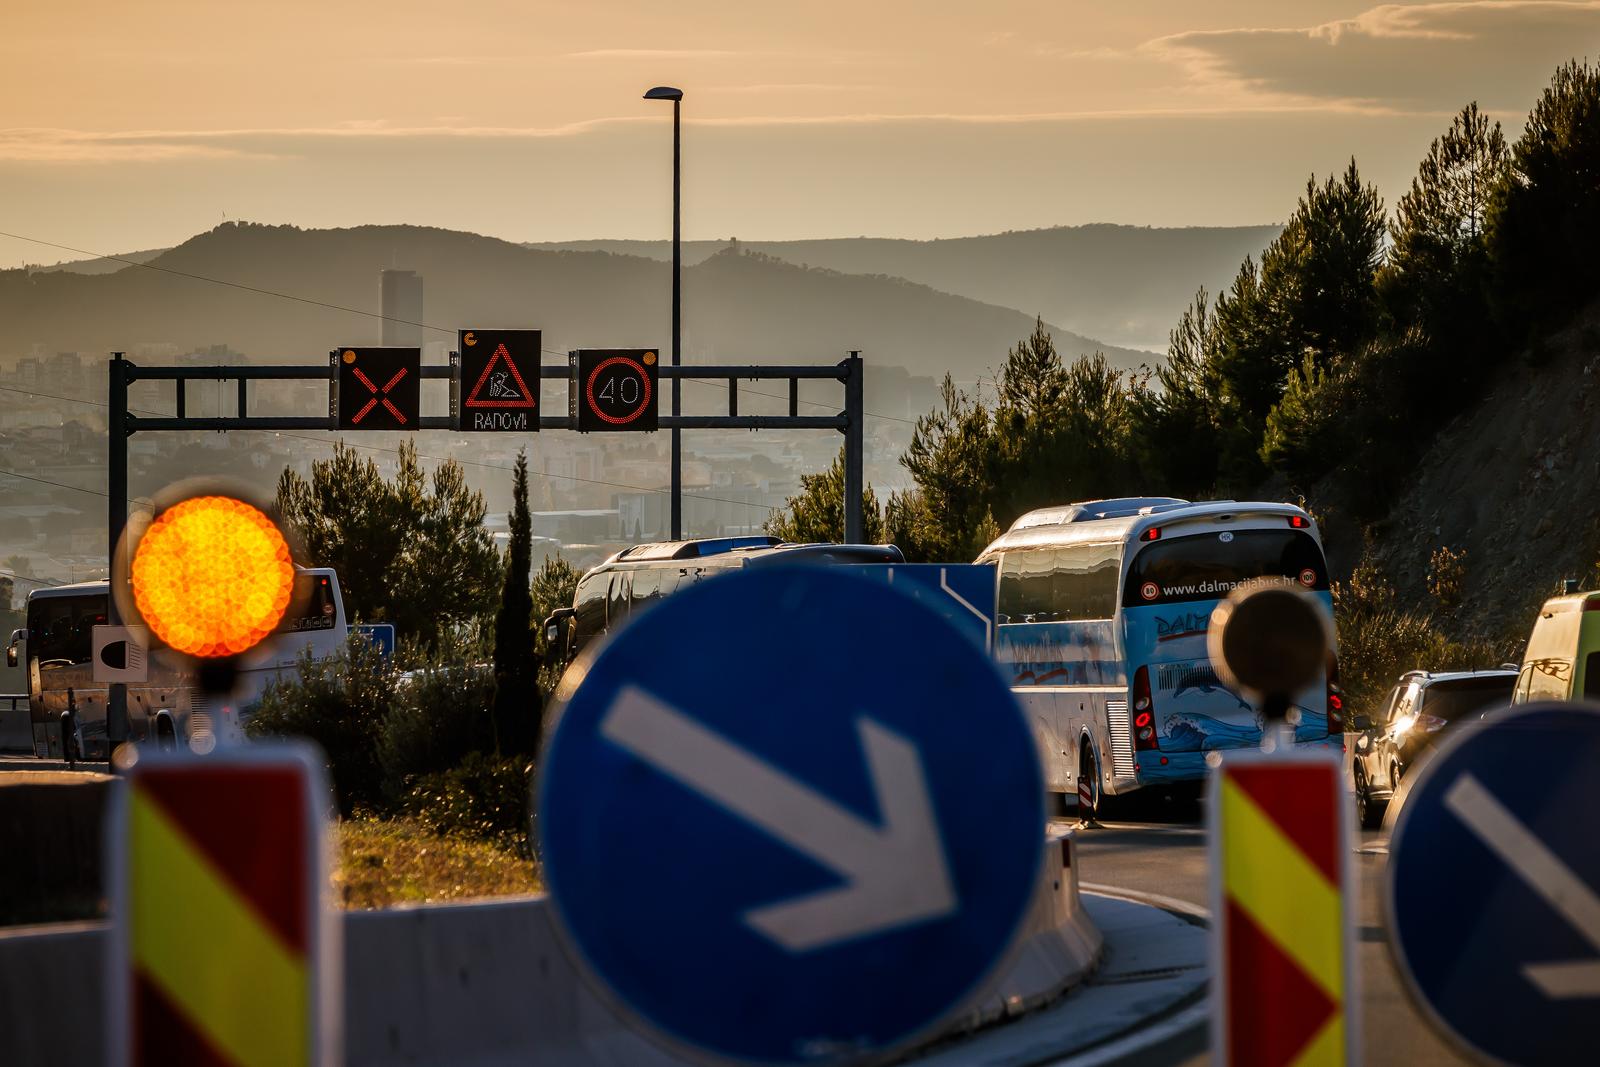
left=1387, top=702, right=1600, bottom=1066
left=539, top=566, right=1043, bottom=1066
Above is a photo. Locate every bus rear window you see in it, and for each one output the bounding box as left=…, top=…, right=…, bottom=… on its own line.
left=1123, top=529, right=1328, bottom=607
left=277, top=574, right=337, bottom=633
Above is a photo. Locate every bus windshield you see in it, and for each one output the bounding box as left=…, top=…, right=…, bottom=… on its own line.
left=27, top=594, right=108, bottom=668
left=1122, top=528, right=1328, bottom=607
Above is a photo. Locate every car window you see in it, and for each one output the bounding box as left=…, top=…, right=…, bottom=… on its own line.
left=1389, top=685, right=1418, bottom=723
left=1418, top=677, right=1516, bottom=722
left=608, top=573, right=631, bottom=627
left=1586, top=652, right=1600, bottom=701
left=1380, top=686, right=1403, bottom=724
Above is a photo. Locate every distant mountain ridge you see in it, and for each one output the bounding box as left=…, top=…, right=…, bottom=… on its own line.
left=0, top=223, right=1144, bottom=381
left=526, top=223, right=1283, bottom=351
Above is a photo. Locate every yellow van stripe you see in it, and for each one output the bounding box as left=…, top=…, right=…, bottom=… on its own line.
left=1221, top=776, right=1343, bottom=1000
left=130, top=788, right=308, bottom=1067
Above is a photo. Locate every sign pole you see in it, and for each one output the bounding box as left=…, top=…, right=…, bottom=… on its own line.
left=669, top=95, right=683, bottom=540
left=106, top=352, right=130, bottom=755
left=843, top=350, right=864, bottom=544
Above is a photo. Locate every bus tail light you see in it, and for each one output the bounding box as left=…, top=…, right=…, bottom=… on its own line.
left=1132, top=666, right=1160, bottom=751
left=1327, top=655, right=1345, bottom=737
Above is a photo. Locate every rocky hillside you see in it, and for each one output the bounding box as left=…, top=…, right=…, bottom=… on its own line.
left=1368, top=300, right=1600, bottom=645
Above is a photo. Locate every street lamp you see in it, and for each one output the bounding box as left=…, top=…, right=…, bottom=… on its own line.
left=644, top=85, right=683, bottom=539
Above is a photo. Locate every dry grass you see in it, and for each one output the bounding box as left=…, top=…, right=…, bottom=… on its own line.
left=335, top=817, right=541, bottom=909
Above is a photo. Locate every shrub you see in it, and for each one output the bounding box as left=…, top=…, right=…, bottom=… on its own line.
left=398, top=752, right=535, bottom=854
left=1334, top=557, right=1497, bottom=715
left=248, top=635, right=397, bottom=815
left=376, top=660, right=497, bottom=804
left=1426, top=545, right=1468, bottom=613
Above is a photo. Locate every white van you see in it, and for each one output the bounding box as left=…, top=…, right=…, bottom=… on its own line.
left=1511, top=590, right=1600, bottom=704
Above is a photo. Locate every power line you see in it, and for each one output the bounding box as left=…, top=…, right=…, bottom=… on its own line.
left=0, top=382, right=780, bottom=514
left=0, top=465, right=152, bottom=505
left=0, top=568, right=68, bottom=588
left=1, top=229, right=917, bottom=427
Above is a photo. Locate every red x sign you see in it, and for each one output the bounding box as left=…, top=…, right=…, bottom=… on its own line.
left=351, top=364, right=410, bottom=425
left=335, top=348, right=420, bottom=431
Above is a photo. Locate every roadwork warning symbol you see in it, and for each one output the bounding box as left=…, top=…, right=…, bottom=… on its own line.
left=456, top=329, right=540, bottom=432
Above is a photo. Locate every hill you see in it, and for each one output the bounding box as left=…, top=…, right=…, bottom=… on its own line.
left=0, top=223, right=1143, bottom=379
left=1367, top=299, right=1600, bottom=644
left=527, top=224, right=1283, bottom=352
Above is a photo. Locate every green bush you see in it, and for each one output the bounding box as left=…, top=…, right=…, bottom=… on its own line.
left=248, top=635, right=397, bottom=815
left=398, top=753, right=535, bottom=854
left=1333, top=558, right=1499, bottom=716
left=377, top=660, right=497, bottom=804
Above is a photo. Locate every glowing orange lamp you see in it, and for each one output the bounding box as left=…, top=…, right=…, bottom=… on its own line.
left=131, top=495, right=295, bottom=657
left=118, top=487, right=300, bottom=693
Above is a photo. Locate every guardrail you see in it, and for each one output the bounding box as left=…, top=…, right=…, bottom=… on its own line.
left=0, top=828, right=1101, bottom=1066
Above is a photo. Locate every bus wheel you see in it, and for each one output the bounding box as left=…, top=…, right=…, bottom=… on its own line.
left=1079, top=740, right=1103, bottom=824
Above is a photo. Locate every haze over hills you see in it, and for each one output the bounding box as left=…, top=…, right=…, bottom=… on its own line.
left=1, top=223, right=1145, bottom=380
left=527, top=224, right=1284, bottom=352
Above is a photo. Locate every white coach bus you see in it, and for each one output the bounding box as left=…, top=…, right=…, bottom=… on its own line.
left=6, top=568, right=348, bottom=760
left=976, top=498, right=1341, bottom=813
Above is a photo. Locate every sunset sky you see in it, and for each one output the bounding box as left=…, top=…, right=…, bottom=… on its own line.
left=2, top=1, right=1596, bottom=267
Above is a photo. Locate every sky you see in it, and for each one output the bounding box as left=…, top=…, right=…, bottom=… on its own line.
left=2, top=1, right=1597, bottom=268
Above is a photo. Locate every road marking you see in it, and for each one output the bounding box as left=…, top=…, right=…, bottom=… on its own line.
left=600, top=684, right=958, bottom=952
left=1444, top=773, right=1600, bottom=998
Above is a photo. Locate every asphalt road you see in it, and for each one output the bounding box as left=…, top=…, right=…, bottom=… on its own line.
left=1061, top=795, right=1469, bottom=1067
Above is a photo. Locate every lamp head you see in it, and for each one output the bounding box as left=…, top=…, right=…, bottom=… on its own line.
left=643, top=86, right=684, bottom=101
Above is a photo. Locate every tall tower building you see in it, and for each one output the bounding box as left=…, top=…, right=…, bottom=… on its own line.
left=380, top=269, right=424, bottom=346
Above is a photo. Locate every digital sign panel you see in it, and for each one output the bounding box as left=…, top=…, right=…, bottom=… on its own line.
left=457, top=329, right=540, bottom=432
left=334, top=347, right=420, bottom=430
left=571, top=349, right=659, bottom=432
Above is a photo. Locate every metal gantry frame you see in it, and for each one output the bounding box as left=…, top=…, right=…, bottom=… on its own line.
left=103, top=350, right=866, bottom=747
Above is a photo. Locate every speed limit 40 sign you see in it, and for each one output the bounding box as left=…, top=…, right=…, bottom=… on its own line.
left=571, top=349, right=659, bottom=432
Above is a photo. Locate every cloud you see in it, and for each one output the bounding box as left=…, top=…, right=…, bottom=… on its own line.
left=0, top=120, right=655, bottom=162
left=5, top=105, right=1378, bottom=165
left=0, top=129, right=279, bottom=164
left=1147, top=1, right=1600, bottom=111
left=565, top=48, right=739, bottom=60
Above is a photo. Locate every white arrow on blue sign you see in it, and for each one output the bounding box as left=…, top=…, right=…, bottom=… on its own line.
left=539, top=566, right=1043, bottom=1066
left=1387, top=702, right=1600, bottom=1066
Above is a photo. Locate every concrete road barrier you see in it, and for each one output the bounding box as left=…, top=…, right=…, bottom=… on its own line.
left=0, top=771, right=112, bottom=926
left=0, top=828, right=1101, bottom=1066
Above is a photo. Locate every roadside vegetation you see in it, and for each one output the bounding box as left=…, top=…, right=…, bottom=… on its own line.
left=771, top=60, right=1600, bottom=705
left=254, top=448, right=578, bottom=879
left=335, top=818, right=539, bottom=909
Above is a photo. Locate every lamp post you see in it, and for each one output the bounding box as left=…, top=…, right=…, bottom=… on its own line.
left=643, top=85, right=683, bottom=539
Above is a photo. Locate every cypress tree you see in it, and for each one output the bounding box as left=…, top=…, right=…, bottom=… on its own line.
left=492, top=450, right=536, bottom=754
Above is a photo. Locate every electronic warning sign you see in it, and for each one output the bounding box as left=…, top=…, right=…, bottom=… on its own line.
left=456, top=330, right=540, bottom=432
left=571, top=349, right=658, bottom=432
left=333, top=347, right=420, bottom=430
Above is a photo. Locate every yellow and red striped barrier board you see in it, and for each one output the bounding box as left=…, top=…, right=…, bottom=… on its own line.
left=108, top=746, right=337, bottom=1067
left=1209, top=753, right=1355, bottom=1067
